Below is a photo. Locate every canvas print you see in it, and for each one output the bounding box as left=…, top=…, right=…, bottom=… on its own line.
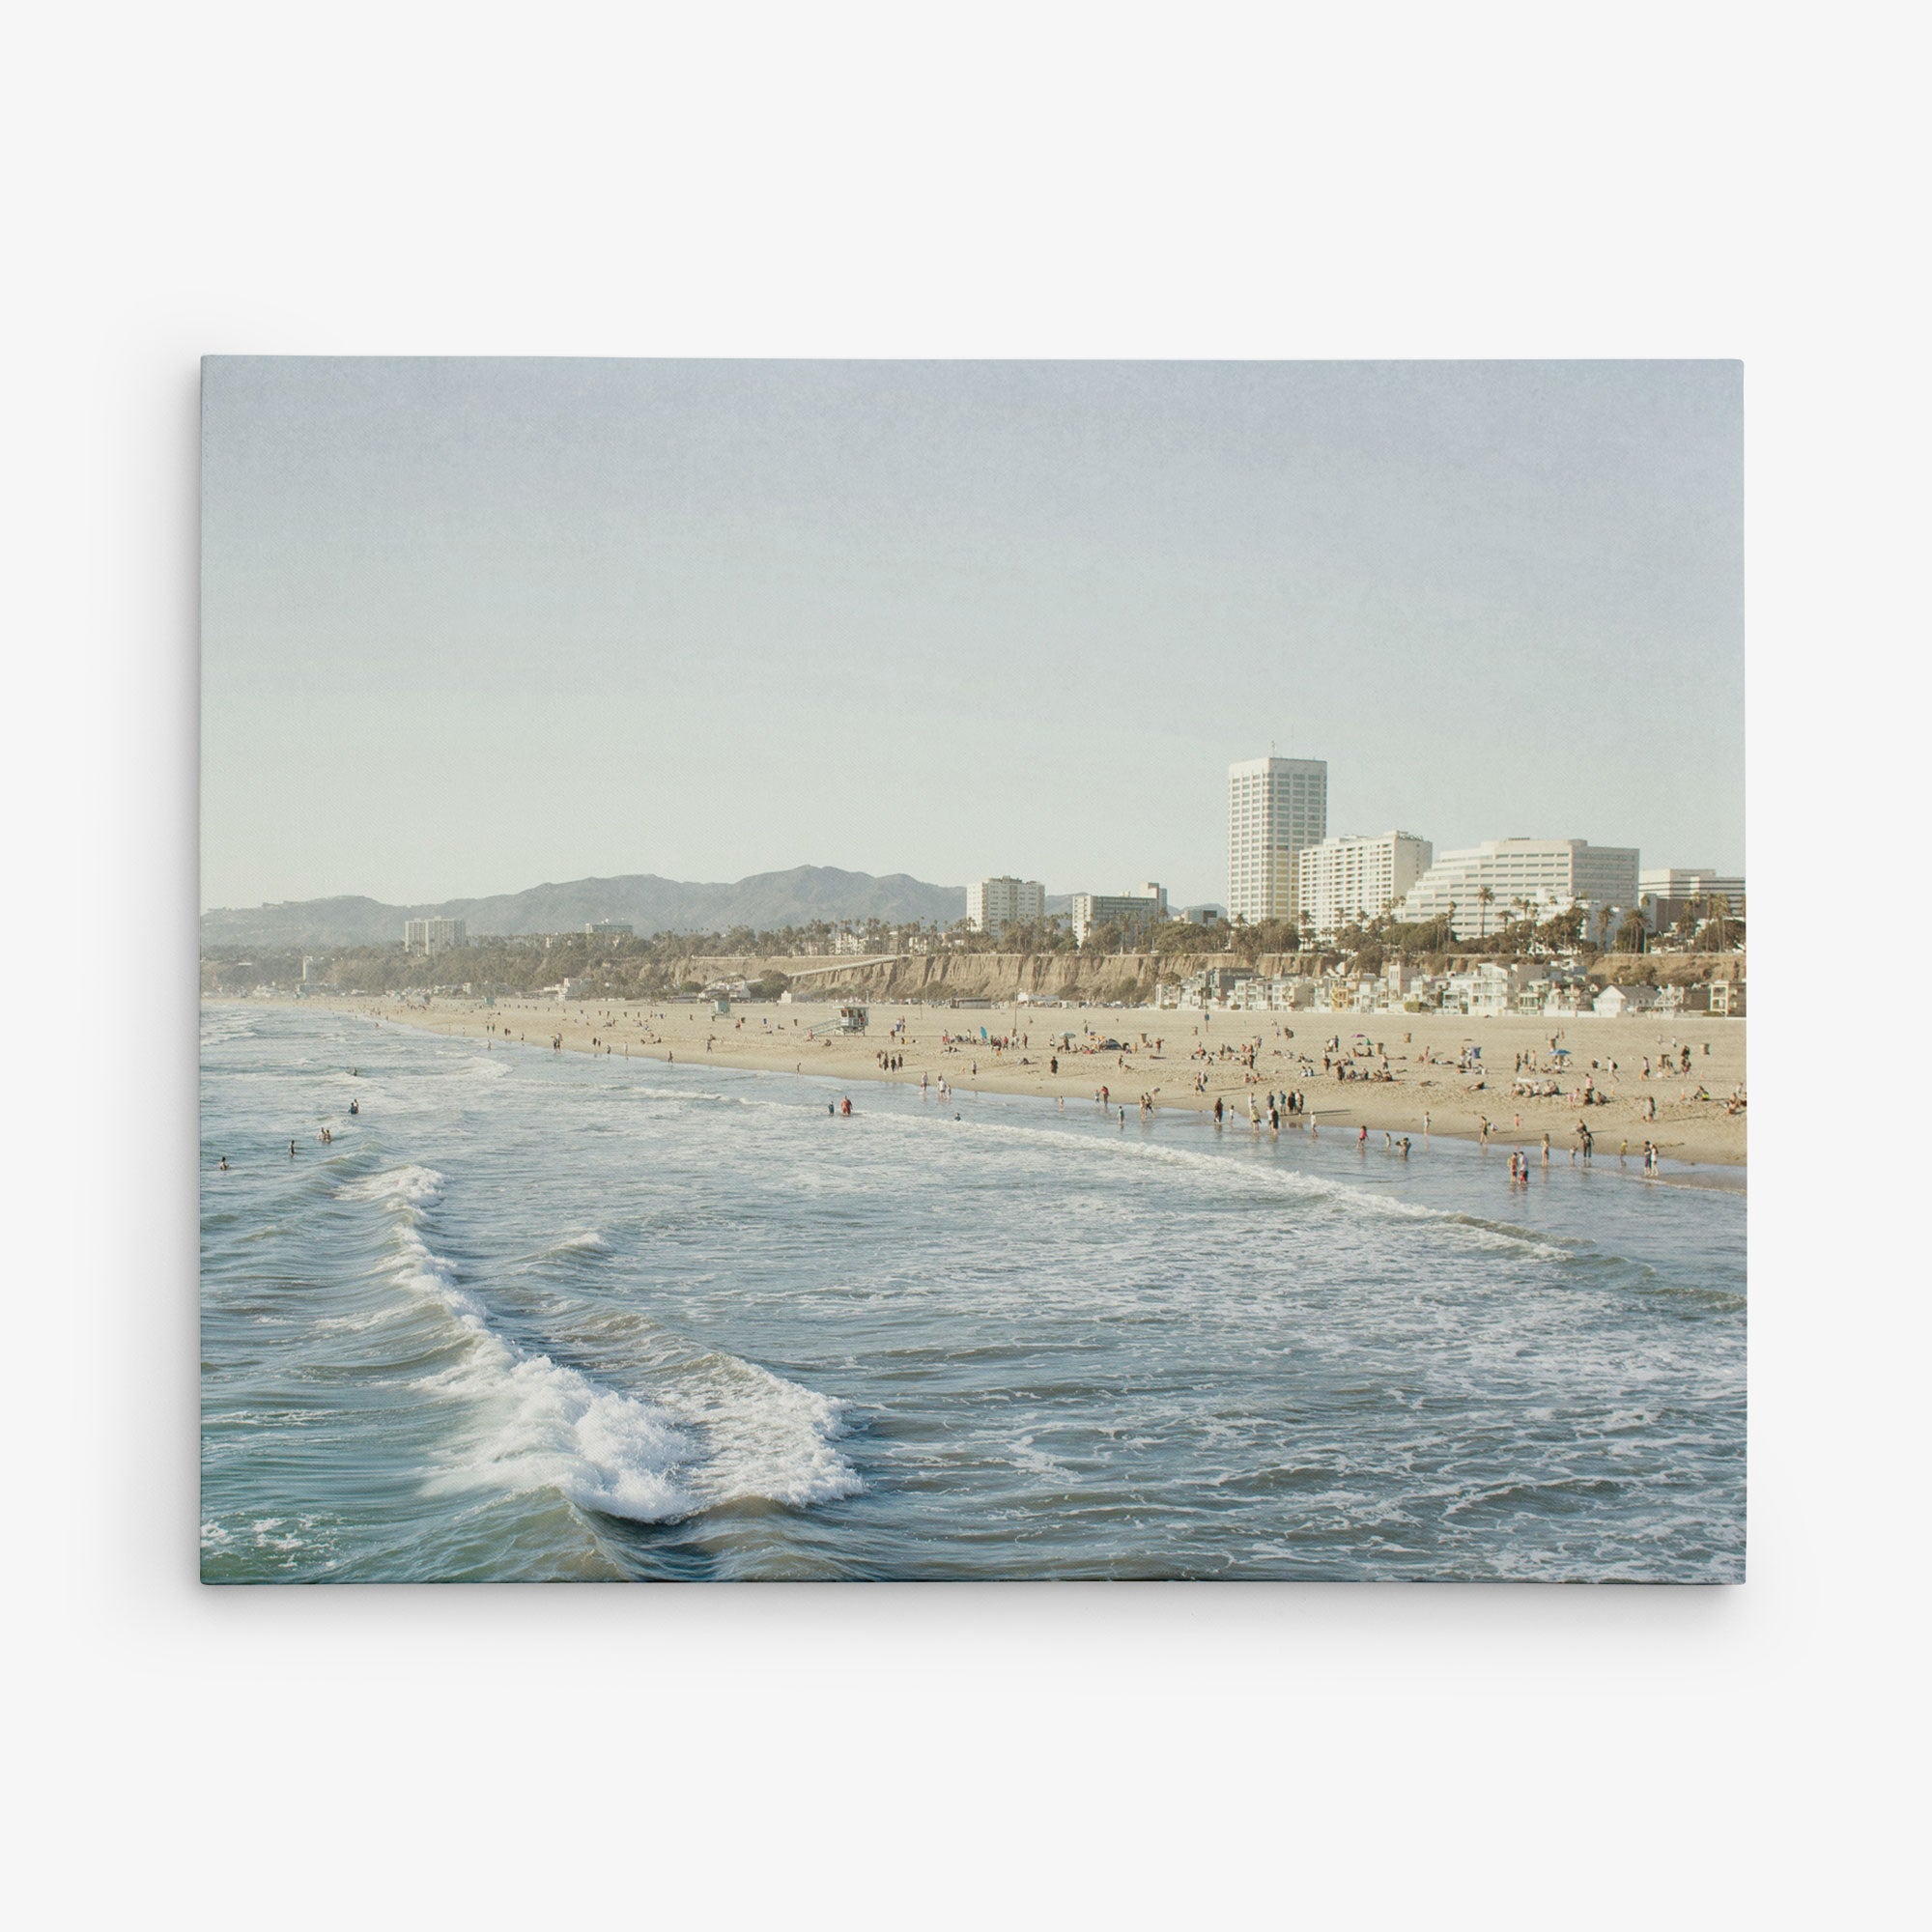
left=200, top=357, right=1745, bottom=1582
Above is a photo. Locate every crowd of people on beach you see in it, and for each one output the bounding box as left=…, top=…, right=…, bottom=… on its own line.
left=266, top=993, right=1743, bottom=1185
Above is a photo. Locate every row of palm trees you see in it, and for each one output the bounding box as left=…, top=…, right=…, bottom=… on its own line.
left=1458, top=885, right=1741, bottom=952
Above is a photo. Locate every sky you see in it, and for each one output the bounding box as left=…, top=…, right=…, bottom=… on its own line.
left=201, top=357, right=1744, bottom=910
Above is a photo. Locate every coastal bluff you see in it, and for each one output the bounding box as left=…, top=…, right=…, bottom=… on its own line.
left=669, top=949, right=1746, bottom=1007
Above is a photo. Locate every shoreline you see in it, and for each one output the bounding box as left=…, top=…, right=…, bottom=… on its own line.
left=217, top=992, right=1747, bottom=1182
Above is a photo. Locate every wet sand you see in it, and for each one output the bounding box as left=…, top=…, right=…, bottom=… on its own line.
left=269, top=992, right=1747, bottom=1176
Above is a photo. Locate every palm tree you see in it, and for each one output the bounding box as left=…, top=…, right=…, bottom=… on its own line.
left=1477, top=885, right=1495, bottom=941
left=1710, top=893, right=1733, bottom=950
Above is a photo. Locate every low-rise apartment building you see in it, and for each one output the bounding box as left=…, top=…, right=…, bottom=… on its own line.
left=1069, top=883, right=1168, bottom=945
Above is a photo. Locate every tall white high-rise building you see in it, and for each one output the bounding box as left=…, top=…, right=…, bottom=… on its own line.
left=403, top=916, right=468, bottom=956
left=965, top=875, right=1046, bottom=933
left=1293, top=832, right=1434, bottom=938
left=1227, top=756, right=1327, bottom=924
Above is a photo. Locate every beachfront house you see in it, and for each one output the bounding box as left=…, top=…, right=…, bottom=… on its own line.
left=1519, top=965, right=1590, bottom=1014
left=1443, top=962, right=1525, bottom=1016
left=1652, top=982, right=1710, bottom=1015
left=1177, top=967, right=1253, bottom=1009
left=1234, top=974, right=1304, bottom=1012
left=1592, top=982, right=1660, bottom=1018
left=1710, top=980, right=1747, bottom=1016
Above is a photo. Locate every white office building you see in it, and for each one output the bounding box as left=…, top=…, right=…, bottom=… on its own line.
left=1392, top=839, right=1640, bottom=942
left=965, top=875, right=1046, bottom=934
left=1228, top=756, right=1327, bottom=924
left=1068, top=883, right=1168, bottom=946
left=403, top=916, right=468, bottom=956
left=1293, top=832, right=1434, bottom=938
left=1638, top=867, right=1747, bottom=929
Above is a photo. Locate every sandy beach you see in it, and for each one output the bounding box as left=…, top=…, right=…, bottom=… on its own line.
left=270, top=992, right=1747, bottom=1176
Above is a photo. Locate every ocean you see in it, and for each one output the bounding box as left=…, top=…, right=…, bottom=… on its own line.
left=200, top=1005, right=1746, bottom=1582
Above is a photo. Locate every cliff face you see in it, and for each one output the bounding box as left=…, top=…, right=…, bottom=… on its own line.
left=684, top=951, right=1178, bottom=1002
left=674, top=950, right=1745, bottom=1003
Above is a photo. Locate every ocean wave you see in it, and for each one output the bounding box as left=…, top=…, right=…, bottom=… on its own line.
left=337, top=1163, right=444, bottom=1208
left=353, top=1163, right=858, bottom=1522
left=915, top=1114, right=1574, bottom=1262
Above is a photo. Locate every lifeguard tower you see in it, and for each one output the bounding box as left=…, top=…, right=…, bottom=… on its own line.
left=808, top=1004, right=869, bottom=1038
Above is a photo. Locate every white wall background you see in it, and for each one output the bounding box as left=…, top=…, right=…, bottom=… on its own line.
left=2, top=3, right=1921, bottom=1926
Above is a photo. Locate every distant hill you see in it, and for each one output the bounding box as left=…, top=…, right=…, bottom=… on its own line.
left=200, top=867, right=971, bottom=950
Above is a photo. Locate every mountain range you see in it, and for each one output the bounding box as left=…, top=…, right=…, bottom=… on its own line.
left=200, top=867, right=980, bottom=950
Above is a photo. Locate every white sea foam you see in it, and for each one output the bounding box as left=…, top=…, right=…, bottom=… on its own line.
left=415, top=1339, right=698, bottom=1520
left=660, top=1353, right=863, bottom=1509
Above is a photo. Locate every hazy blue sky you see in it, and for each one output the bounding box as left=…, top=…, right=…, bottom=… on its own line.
left=201, top=358, right=1743, bottom=910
